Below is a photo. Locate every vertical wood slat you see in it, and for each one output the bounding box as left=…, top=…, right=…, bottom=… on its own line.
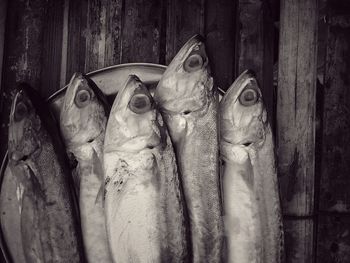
left=0, top=2, right=7, bottom=261
left=316, top=1, right=350, bottom=262
left=0, top=0, right=7, bottom=91
left=277, top=0, right=318, bottom=262
left=165, top=0, right=205, bottom=64
left=318, top=2, right=350, bottom=215
left=40, top=0, right=65, bottom=98
left=0, top=0, right=49, bottom=160
left=317, top=214, right=350, bottom=262
left=121, top=0, right=164, bottom=63
left=205, top=0, right=236, bottom=91
left=236, top=0, right=275, bottom=121
left=66, top=0, right=88, bottom=81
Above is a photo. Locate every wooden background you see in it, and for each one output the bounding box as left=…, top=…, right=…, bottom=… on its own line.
left=0, top=0, right=349, bottom=262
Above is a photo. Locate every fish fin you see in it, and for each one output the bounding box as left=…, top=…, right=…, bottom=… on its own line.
left=91, top=149, right=105, bottom=206
left=95, top=183, right=105, bottom=207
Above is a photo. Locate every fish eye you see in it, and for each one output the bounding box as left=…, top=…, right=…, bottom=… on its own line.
left=239, top=88, right=259, bottom=106
left=129, top=93, right=152, bottom=114
left=14, top=102, right=28, bottom=121
left=184, top=54, right=203, bottom=72
left=75, top=89, right=91, bottom=108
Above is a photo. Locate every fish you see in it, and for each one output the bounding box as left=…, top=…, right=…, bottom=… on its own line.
left=0, top=163, right=26, bottom=263
left=219, top=70, right=284, bottom=263
left=103, top=75, right=189, bottom=263
left=7, top=84, right=84, bottom=263
left=60, top=73, right=113, bottom=263
left=154, top=35, right=224, bottom=263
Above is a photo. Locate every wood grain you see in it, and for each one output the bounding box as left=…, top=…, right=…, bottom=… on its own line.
left=66, top=0, right=88, bottom=80
left=277, top=0, right=318, bottom=216
left=318, top=1, right=350, bottom=214
left=205, top=0, right=236, bottom=91
left=236, top=0, right=275, bottom=120
left=0, top=0, right=7, bottom=91
left=277, top=0, right=318, bottom=262
left=284, top=219, right=314, bottom=263
left=165, top=0, right=205, bottom=64
left=40, top=0, right=65, bottom=97
left=316, top=214, right=350, bottom=263
left=121, top=0, right=164, bottom=63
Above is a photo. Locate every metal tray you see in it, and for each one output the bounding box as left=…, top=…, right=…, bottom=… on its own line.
left=0, top=63, right=166, bottom=263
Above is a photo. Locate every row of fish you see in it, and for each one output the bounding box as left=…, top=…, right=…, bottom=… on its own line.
left=0, top=35, right=284, bottom=263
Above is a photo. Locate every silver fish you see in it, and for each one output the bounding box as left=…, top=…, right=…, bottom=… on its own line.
left=104, top=75, right=189, bottom=263
left=60, top=73, right=112, bottom=263
left=7, top=85, right=84, bottom=262
left=0, top=164, right=26, bottom=263
left=220, top=70, right=284, bottom=263
left=154, top=35, right=224, bottom=263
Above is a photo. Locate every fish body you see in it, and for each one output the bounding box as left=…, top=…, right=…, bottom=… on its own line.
left=0, top=164, right=26, bottom=263
left=7, top=85, right=84, bottom=262
left=220, top=70, right=284, bottom=263
left=154, top=35, right=224, bottom=263
left=103, top=75, right=189, bottom=263
left=60, top=73, right=112, bottom=263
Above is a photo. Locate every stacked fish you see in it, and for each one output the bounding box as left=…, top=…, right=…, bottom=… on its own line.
left=0, top=35, right=284, bottom=263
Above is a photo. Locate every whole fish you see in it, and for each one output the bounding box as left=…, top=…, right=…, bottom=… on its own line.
left=220, top=70, right=284, bottom=263
left=60, top=73, right=112, bottom=263
left=0, top=164, right=26, bottom=263
left=103, top=75, right=189, bottom=263
left=154, top=35, right=224, bottom=262
left=7, top=85, right=84, bottom=263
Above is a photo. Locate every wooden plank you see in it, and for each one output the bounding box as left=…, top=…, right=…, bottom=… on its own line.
left=0, top=0, right=49, bottom=161
left=277, top=0, right=318, bottom=217
left=318, top=1, right=350, bottom=213
left=236, top=0, right=275, bottom=121
left=165, top=0, right=205, bottom=64
left=104, top=0, right=123, bottom=67
left=284, top=219, right=314, bottom=263
left=316, top=214, right=350, bottom=263
left=0, top=0, right=7, bottom=90
left=277, top=0, right=318, bottom=262
left=40, top=0, right=65, bottom=98
left=66, top=0, right=88, bottom=80
left=121, top=0, right=164, bottom=63
left=205, top=0, right=236, bottom=91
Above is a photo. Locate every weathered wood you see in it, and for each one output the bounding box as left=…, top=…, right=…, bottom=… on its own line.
left=205, top=0, right=236, bottom=91
left=284, top=219, right=314, bottom=263
left=104, top=0, right=123, bottom=67
left=40, top=0, right=65, bottom=97
left=0, top=4, right=8, bottom=263
left=277, top=0, right=318, bottom=216
left=165, top=0, right=205, bottom=64
left=0, top=0, right=49, bottom=160
left=0, top=0, right=7, bottom=91
left=277, top=0, right=318, bottom=262
left=66, top=0, right=88, bottom=80
left=318, top=1, right=350, bottom=213
left=121, top=0, right=164, bottom=63
left=316, top=214, right=350, bottom=262
left=236, top=0, right=275, bottom=121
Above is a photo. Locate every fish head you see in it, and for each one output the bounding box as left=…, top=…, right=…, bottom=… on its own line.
left=220, top=70, right=267, bottom=147
left=104, top=75, right=162, bottom=153
left=155, top=35, right=214, bottom=115
left=60, top=73, right=108, bottom=147
left=8, top=87, right=42, bottom=163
